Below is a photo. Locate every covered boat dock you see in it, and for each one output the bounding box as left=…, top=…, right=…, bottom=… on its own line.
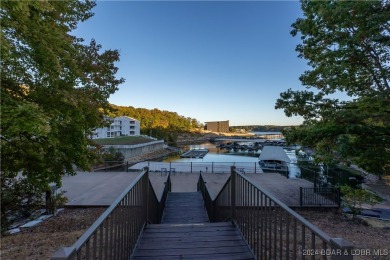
left=258, top=146, right=291, bottom=173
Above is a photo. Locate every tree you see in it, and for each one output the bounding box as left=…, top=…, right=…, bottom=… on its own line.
left=340, top=185, right=380, bottom=219
left=275, top=0, right=390, bottom=177
left=1, top=0, right=124, bottom=228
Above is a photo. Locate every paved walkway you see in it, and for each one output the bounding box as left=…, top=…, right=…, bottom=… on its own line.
left=61, top=171, right=314, bottom=207
left=60, top=172, right=141, bottom=206
left=245, top=173, right=314, bottom=206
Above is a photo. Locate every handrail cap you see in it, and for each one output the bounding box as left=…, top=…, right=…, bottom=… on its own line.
left=50, top=247, right=76, bottom=259
left=330, top=238, right=354, bottom=249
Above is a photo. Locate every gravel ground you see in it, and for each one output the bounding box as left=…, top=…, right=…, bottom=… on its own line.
left=295, top=208, right=390, bottom=260
left=1, top=208, right=106, bottom=260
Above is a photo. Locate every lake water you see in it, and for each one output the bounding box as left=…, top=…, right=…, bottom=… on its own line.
left=164, top=142, right=301, bottom=178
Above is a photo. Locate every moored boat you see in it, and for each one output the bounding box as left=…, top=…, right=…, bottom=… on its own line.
left=258, top=146, right=290, bottom=173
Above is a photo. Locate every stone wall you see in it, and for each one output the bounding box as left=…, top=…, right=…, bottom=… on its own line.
left=102, top=140, right=165, bottom=160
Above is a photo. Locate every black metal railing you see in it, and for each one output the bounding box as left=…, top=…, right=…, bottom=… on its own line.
left=139, top=161, right=261, bottom=174
left=93, top=161, right=261, bottom=173
left=92, top=161, right=131, bottom=172
left=199, top=166, right=353, bottom=260
left=50, top=167, right=170, bottom=260
left=158, top=173, right=171, bottom=221
left=197, top=173, right=215, bottom=221
left=300, top=187, right=341, bottom=207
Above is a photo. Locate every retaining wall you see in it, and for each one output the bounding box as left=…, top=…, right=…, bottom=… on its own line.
left=102, top=140, right=165, bottom=159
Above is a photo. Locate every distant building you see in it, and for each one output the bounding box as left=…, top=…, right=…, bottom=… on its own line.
left=91, top=116, right=140, bottom=139
left=204, top=120, right=229, bottom=133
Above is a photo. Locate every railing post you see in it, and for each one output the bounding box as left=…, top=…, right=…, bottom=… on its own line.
left=191, top=162, right=193, bottom=173
left=231, top=166, right=236, bottom=221
left=50, top=247, right=76, bottom=260
left=300, top=187, right=303, bottom=206
left=144, top=167, right=149, bottom=224
left=330, top=238, right=353, bottom=260
left=168, top=175, right=171, bottom=192
left=337, top=187, right=341, bottom=207
left=126, top=161, right=129, bottom=172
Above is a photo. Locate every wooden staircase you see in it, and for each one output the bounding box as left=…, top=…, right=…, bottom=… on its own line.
left=131, top=192, right=255, bottom=259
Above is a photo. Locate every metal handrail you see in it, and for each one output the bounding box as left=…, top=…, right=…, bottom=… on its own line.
left=147, top=180, right=160, bottom=225
left=159, top=173, right=171, bottom=221
left=51, top=167, right=168, bottom=260
left=201, top=166, right=353, bottom=260
left=196, top=174, right=214, bottom=221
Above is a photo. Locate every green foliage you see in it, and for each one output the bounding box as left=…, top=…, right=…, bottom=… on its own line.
left=101, top=146, right=125, bottom=165
left=108, top=105, right=202, bottom=144
left=1, top=1, right=124, bottom=229
left=340, top=185, right=381, bottom=218
left=1, top=176, right=45, bottom=232
left=276, top=0, right=390, bottom=177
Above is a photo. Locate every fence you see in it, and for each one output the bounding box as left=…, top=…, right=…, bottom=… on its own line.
left=198, top=167, right=353, bottom=260
left=51, top=167, right=170, bottom=260
left=92, top=161, right=131, bottom=172
left=299, top=164, right=363, bottom=188
left=300, top=187, right=341, bottom=207
left=131, top=161, right=261, bottom=174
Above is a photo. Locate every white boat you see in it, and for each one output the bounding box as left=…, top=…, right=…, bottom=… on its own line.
left=258, top=146, right=291, bottom=173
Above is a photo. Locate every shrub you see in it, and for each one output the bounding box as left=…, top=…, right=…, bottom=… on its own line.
left=340, top=185, right=381, bottom=218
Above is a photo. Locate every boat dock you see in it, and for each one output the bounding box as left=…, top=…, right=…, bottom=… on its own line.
left=180, top=149, right=209, bottom=158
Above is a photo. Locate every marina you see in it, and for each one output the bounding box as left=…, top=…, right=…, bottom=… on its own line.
left=164, top=141, right=301, bottom=178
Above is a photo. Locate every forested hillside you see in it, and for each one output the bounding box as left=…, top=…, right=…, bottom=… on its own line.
left=109, top=105, right=202, bottom=143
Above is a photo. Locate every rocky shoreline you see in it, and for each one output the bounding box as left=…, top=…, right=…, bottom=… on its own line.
left=125, top=147, right=179, bottom=165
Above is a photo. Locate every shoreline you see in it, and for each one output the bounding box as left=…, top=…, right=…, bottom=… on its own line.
left=125, top=147, right=179, bottom=165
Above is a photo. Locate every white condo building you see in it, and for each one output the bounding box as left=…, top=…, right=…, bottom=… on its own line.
left=91, top=116, right=140, bottom=139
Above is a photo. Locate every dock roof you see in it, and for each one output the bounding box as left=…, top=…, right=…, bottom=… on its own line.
left=259, top=146, right=291, bottom=163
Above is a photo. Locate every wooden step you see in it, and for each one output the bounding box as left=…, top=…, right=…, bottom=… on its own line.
left=131, top=222, right=255, bottom=259
left=161, top=192, right=209, bottom=224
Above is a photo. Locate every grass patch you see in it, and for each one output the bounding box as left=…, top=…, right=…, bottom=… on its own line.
left=93, top=136, right=155, bottom=145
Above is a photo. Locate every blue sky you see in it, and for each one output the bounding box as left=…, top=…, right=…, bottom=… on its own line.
left=73, top=1, right=308, bottom=126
